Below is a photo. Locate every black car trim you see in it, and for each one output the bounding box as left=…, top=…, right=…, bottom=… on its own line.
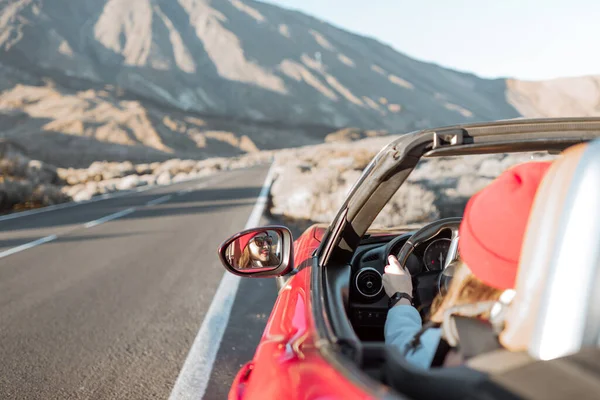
left=310, top=254, right=402, bottom=399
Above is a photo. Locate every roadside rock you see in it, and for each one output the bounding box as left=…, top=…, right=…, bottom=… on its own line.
left=0, top=141, right=69, bottom=211
left=135, top=163, right=153, bottom=175
left=268, top=137, right=557, bottom=228
left=39, top=151, right=271, bottom=212
left=100, top=168, right=122, bottom=181
left=138, top=174, right=157, bottom=186
left=46, top=148, right=273, bottom=208
left=0, top=144, right=61, bottom=185
left=117, top=161, right=135, bottom=177
left=0, top=178, right=69, bottom=210
left=172, top=172, right=191, bottom=183
left=72, top=188, right=95, bottom=202
left=375, top=182, right=440, bottom=227
left=25, top=160, right=60, bottom=185
left=64, top=184, right=84, bottom=197
left=270, top=143, right=381, bottom=223
left=0, top=180, right=33, bottom=209
left=156, top=171, right=172, bottom=186
left=155, top=159, right=186, bottom=176
left=195, top=159, right=225, bottom=171
left=86, top=162, right=105, bottom=182
left=116, top=175, right=142, bottom=190
left=99, top=178, right=122, bottom=194
left=31, top=184, right=70, bottom=206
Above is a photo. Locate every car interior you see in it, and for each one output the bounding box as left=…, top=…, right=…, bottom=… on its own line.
left=349, top=217, right=460, bottom=342
left=312, top=122, right=600, bottom=400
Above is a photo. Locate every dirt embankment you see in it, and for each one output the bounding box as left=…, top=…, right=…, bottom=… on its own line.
left=269, top=136, right=556, bottom=228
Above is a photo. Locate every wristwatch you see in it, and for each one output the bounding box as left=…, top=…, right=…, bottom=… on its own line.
left=388, top=292, right=414, bottom=308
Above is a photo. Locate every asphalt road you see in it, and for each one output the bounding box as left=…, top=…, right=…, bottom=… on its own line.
left=0, top=166, right=279, bottom=400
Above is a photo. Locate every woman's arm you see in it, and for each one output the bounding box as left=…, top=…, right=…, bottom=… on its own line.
left=385, top=304, right=442, bottom=369
left=383, top=255, right=442, bottom=369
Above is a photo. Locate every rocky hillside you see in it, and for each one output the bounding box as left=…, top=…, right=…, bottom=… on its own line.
left=0, top=79, right=331, bottom=168
left=0, top=0, right=522, bottom=133
left=507, top=76, right=600, bottom=117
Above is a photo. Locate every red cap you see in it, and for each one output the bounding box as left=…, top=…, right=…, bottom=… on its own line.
left=237, top=232, right=260, bottom=252
left=458, top=161, right=552, bottom=290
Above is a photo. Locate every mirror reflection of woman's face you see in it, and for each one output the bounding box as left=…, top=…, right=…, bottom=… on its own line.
left=249, top=235, right=272, bottom=263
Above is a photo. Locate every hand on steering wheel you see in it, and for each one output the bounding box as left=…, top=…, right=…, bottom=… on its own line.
left=383, top=255, right=413, bottom=298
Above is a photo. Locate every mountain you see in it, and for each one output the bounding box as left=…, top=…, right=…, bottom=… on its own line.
left=0, top=0, right=598, bottom=167
left=507, top=76, right=600, bottom=117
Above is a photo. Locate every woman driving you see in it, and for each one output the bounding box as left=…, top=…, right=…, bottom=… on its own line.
left=383, top=161, right=552, bottom=368
left=237, top=232, right=280, bottom=269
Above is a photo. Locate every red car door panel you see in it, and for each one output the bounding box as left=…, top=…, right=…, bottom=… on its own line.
left=230, top=225, right=372, bottom=400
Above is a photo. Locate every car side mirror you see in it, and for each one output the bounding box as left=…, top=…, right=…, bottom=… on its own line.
left=217, top=226, right=294, bottom=277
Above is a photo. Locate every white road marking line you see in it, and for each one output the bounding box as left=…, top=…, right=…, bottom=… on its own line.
left=0, top=191, right=133, bottom=223
left=146, top=195, right=172, bottom=206
left=0, top=206, right=137, bottom=260
left=169, top=164, right=276, bottom=400
left=0, top=235, right=58, bottom=259
left=83, top=208, right=136, bottom=229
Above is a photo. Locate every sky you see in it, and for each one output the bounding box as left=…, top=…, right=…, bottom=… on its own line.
left=261, top=0, right=600, bottom=81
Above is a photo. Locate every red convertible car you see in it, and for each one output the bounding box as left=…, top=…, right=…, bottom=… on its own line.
left=218, top=118, right=600, bottom=400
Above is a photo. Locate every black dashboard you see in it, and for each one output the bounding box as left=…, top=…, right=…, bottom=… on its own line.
left=348, top=228, right=454, bottom=340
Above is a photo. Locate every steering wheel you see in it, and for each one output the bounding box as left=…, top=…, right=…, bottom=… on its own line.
left=395, top=217, right=462, bottom=309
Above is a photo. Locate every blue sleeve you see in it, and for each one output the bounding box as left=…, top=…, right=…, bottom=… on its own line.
left=384, top=305, right=442, bottom=369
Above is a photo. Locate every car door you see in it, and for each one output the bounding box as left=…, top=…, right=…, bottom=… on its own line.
left=228, top=225, right=373, bottom=400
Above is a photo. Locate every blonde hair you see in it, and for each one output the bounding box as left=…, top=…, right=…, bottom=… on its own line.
left=429, top=261, right=504, bottom=323
left=238, top=246, right=252, bottom=269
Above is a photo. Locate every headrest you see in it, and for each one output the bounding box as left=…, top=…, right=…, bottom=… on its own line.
left=501, top=141, right=600, bottom=360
